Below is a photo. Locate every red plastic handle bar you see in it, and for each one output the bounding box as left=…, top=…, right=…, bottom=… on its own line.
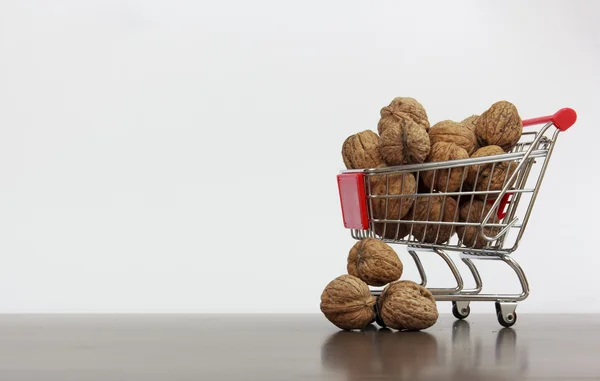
left=522, top=107, right=577, bottom=131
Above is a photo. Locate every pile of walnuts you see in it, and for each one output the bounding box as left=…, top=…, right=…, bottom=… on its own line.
left=341, top=97, right=522, bottom=248
left=320, top=238, right=439, bottom=331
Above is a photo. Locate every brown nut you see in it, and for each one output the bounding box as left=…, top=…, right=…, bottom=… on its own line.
left=462, top=114, right=481, bottom=152
left=369, top=172, right=417, bottom=238
left=456, top=200, right=501, bottom=249
left=341, top=130, right=384, bottom=169
left=378, top=97, right=430, bottom=134
left=466, top=145, right=517, bottom=199
left=409, top=195, right=458, bottom=244
left=379, top=118, right=431, bottom=166
left=378, top=280, right=439, bottom=331
left=428, top=120, right=477, bottom=155
left=373, top=213, right=411, bottom=240
left=320, top=275, right=377, bottom=331
left=421, top=142, right=469, bottom=192
left=462, top=115, right=479, bottom=133
left=475, top=100, right=523, bottom=151
left=347, top=238, right=403, bottom=287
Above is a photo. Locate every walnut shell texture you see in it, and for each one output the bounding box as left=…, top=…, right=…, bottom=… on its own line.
left=347, top=238, right=403, bottom=287
left=476, top=100, right=523, bottom=151
left=462, top=115, right=479, bottom=130
left=466, top=145, right=517, bottom=198
left=373, top=213, right=411, bottom=240
left=369, top=172, right=417, bottom=238
left=380, top=118, right=431, bottom=166
left=342, top=130, right=384, bottom=169
left=462, top=115, right=481, bottom=151
left=409, top=195, right=458, bottom=244
left=378, top=97, right=430, bottom=134
left=456, top=200, right=501, bottom=249
left=378, top=280, right=439, bottom=331
left=421, top=142, right=469, bottom=192
left=320, top=275, right=377, bottom=330
left=428, top=120, right=477, bottom=155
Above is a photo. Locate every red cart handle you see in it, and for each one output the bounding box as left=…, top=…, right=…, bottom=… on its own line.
left=522, top=107, right=577, bottom=131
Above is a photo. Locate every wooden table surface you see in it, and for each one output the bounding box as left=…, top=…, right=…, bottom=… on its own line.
left=0, top=313, right=597, bottom=380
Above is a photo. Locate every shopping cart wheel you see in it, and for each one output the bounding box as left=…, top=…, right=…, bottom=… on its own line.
left=452, top=301, right=470, bottom=320
left=495, top=302, right=518, bottom=328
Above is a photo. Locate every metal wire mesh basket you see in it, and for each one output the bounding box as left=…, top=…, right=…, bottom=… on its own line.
left=336, top=108, right=577, bottom=327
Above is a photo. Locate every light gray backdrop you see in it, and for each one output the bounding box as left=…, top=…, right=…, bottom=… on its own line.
left=0, top=0, right=597, bottom=313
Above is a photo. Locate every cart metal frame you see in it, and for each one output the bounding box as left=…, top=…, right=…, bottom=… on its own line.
left=337, top=108, right=577, bottom=327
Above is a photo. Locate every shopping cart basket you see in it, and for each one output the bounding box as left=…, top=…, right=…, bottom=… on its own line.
left=336, top=107, right=577, bottom=327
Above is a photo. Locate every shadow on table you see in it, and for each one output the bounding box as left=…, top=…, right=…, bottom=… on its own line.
left=320, top=320, right=528, bottom=381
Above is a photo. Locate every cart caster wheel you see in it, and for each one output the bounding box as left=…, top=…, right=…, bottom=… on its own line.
left=495, top=302, right=517, bottom=328
left=452, top=301, right=470, bottom=320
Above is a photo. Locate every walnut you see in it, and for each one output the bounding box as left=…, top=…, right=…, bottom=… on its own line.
left=373, top=214, right=411, bottom=240
left=476, top=100, right=523, bottom=151
left=428, top=120, right=477, bottom=155
left=456, top=200, right=501, bottom=249
left=466, top=145, right=517, bottom=199
left=320, top=275, right=377, bottom=330
left=369, top=172, right=417, bottom=239
left=378, top=97, right=430, bottom=134
left=421, top=142, right=469, bottom=192
left=461, top=115, right=481, bottom=152
left=377, top=280, right=439, bottom=331
left=379, top=118, right=430, bottom=166
left=462, top=115, right=478, bottom=132
left=408, top=195, right=458, bottom=244
left=347, top=238, right=403, bottom=287
left=341, top=130, right=384, bottom=169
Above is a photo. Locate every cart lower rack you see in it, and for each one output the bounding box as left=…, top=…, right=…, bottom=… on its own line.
left=337, top=108, right=577, bottom=327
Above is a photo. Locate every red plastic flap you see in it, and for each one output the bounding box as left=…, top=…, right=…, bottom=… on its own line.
left=493, top=192, right=513, bottom=220
left=337, top=172, right=369, bottom=230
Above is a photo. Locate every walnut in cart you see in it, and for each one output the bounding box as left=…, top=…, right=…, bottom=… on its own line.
left=373, top=213, right=411, bottom=240
left=320, top=275, right=377, bottom=330
left=377, top=280, right=439, bottom=331
left=476, top=100, right=523, bottom=151
left=347, top=238, right=403, bottom=287
left=462, top=114, right=481, bottom=152
left=428, top=120, right=477, bottom=155
left=421, top=142, right=469, bottom=192
left=341, top=130, right=384, bottom=169
left=462, top=115, right=479, bottom=133
left=456, top=200, right=502, bottom=249
left=369, top=172, right=417, bottom=238
left=379, top=117, right=431, bottom=166
left=409, top=195, right=458, bottom=244
left=466, top=145, right=518, bottom=199
left=378, top=97, right=430, bottom=134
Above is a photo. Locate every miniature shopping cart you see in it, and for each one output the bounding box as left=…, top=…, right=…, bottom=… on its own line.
left=336, top=108, right=577, bottom=327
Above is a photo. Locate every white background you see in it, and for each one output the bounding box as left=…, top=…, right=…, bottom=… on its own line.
left=0, top=0, right=598, bottom=314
